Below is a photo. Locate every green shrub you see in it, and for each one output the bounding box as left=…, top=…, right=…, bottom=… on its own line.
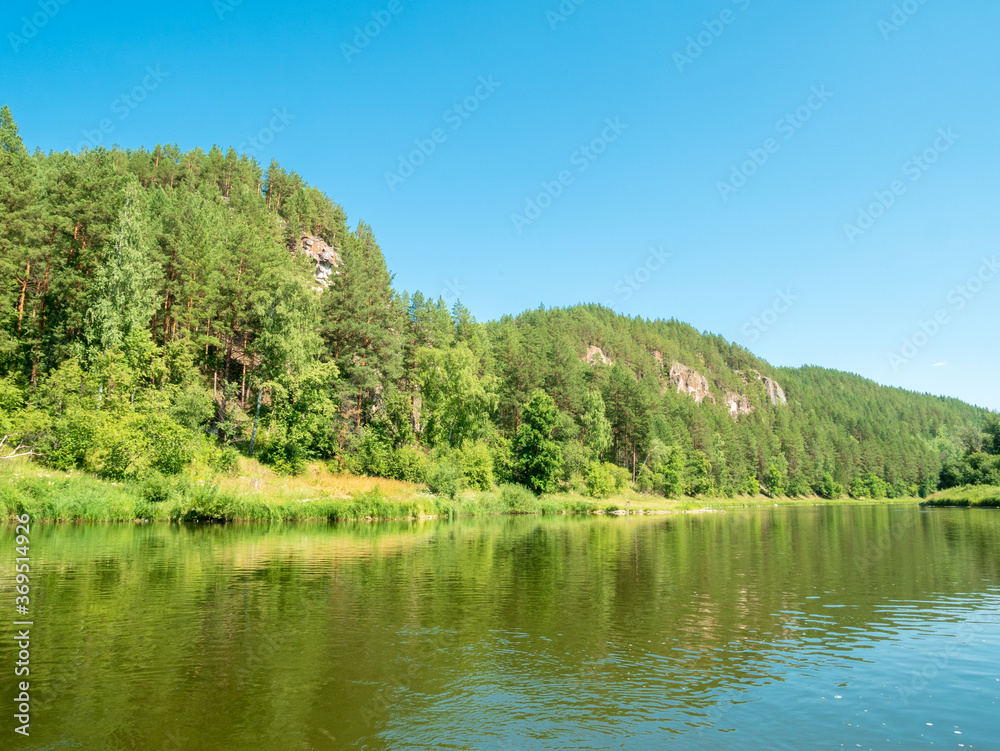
left=786, top=476, right=812, bottom=497
left=499, top=483, right=540, bottom=514
left=141, top=472, right=177, bottom=504
left=739, top=474, right=760, bottom=496
left=585, top=461, right=615, bottom=498
left=426, top=458, right=464, bottom=499
left=145, top=414, right=196, bottom=475
left=212, top=446, right=241, bottom=475
left=98, top=419, right=151, bottom=481
left=850, top=472, right=888, bottom=500
left=763, top=460, right=785, bottom=497
left=46, top=410, right=100, bottom=471
left=459, top=441, right=494, bottom=491
left=636, top=464, right=656, bottom=494
left=169, top=383, right=216, bottom=431
left=815, top=472, right=843, bottom=499
left=390, top=444, right=428, bottom=483
left=348, top=428, right=392, bottom=478
left=256, top=424, right=309, bottom=476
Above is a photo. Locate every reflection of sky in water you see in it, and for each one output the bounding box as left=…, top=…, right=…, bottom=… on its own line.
left=379, top=596, right=1000, bottom=751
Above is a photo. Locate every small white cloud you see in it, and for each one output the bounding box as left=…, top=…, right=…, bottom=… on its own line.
left=932, top=362, right=947, bottom=367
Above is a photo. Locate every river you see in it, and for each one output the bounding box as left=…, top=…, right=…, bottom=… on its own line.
left=3, top=505, right=999, bottom=749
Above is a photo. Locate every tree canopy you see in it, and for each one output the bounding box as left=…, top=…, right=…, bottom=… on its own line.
left=0, top=105, right=993, bottom=498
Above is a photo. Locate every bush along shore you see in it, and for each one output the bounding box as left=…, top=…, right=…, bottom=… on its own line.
left=0, top=458, right=921, bottom=525
left=922, top=485, right=1000, bottom=509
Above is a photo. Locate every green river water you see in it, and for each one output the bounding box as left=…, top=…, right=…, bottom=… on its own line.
left=2, top=505, right=999, bottom=750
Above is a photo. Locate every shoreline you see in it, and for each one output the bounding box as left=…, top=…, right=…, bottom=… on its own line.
left=921, top=485, right=1000, bottom=509
left=2, top=461, right=927, bottom=524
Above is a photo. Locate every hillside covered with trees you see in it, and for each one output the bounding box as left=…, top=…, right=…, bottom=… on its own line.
left=0, top=105, right=993, bottom=501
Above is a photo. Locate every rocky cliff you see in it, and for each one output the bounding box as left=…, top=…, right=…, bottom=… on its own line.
left=669, top=363, right=714, bottom=404
left=290, top=233, right=342, bottom=290
left=725, top=392, right=755, bottom=419
left=583, top=345, right=613, bottom=366
left=760, top=375, right=788, bottom=406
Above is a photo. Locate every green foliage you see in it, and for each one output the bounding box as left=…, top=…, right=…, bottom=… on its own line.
left=850, top=472, right=888, bottom=500
left=0, top=105, right=990, bottom=500
left=763, top=458, right=786, bottom=498
left=86, top=175, right=158, bottom=357
left=686, top=450, right=715, bottom=497
left=211, top=446, right=241, bottom=475
left=498, top=483, right=540, bottom=514
left=96, top=413, right=195, bottom=481
left=585, top=461, right=630, bottom=499
left=585, top=461, right=616, bottom=499
left=815, top=472, right=843, bottom=500
left=389, top=444, right=429, bottom=484
left=256, top=423, right=309, bottom=476
left=347, top=427, right=392, bottom=478
left=426, top=457, right=464, bottom=499
left=786, top=476, right=812, bottom=497
left=984, top=413, right=1000, bottom=456
left=170, top=383, right=216, bottom=431
left=738, top=473, right=760, bottom=496
left=44, top=410, right=99, bottom=471
left=416, top=344, right=498, bottom=447
left=581, top=390, right=612, bottom=460
left=513, top=390, right=563, bottom=493
left=647, top=441, right=685, bottom=498
left=458, top=441, right=494, bottom=491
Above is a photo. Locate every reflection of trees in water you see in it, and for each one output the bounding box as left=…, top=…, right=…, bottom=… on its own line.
left=10, top=506, right=1000, bottom=749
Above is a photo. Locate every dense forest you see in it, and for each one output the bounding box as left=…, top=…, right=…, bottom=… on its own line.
left=1, top=105, right=995, bottom=500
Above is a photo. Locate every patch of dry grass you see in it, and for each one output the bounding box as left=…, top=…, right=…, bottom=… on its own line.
left=214, top=459, right=424, bottom=505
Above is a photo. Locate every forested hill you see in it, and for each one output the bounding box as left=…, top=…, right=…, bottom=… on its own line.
left=0, top=105, right=990, bottom=498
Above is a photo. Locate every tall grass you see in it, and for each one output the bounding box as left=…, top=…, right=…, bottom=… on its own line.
left=923, top=485, right=1000, bottom=508
left=3, top=456, right=920, bottom=525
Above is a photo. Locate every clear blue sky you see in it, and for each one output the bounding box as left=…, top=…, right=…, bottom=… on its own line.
left=2, top=0, right=998, bottom=410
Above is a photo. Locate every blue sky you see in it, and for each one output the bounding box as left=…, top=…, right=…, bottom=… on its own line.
left=2, top=0, right=998, bottom=410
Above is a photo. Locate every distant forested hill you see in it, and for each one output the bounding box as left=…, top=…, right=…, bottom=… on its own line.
left=0, top=105, right=990, bottom=498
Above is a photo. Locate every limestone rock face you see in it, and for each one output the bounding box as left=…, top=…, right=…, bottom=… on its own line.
left=584, top=345, right=613, bottom=366
left=290, top=234, right=342, bottom=289
left=725, top=392, right=755, bottom=419
left=670, top=362, right=714, bottom=404
left=760, top=376, right=787, bottom=406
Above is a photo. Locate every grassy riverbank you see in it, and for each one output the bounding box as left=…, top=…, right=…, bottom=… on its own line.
left=922, top=485, right=1000, bottom=508
left=0, top=458, right=921, bottom=524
